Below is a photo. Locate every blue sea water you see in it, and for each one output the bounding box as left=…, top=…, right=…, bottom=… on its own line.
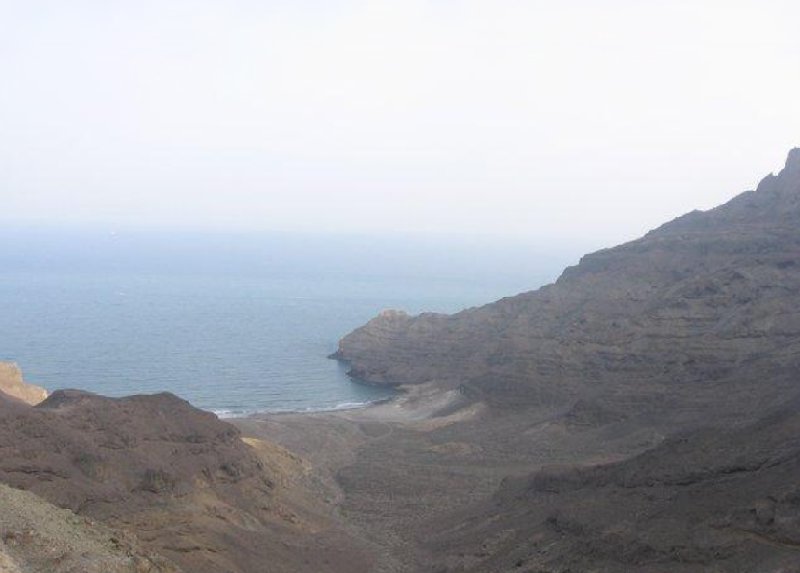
left=0, top=229, right=579, bottom=416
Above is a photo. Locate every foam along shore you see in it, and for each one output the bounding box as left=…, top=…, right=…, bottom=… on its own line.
left=240, top=380, right=482, bottom=426
left=210, top=396, right=395, bottom=419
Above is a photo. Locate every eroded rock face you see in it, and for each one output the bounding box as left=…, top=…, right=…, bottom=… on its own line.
left=0, top=363, right=47, bottom=405
left=335, top=149, right=800, bottom=424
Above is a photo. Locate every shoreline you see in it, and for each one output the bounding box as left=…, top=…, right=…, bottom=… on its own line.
left=240, top=380, right=482, bottom=427
left=213, top=375, right=405, bottom=420
left=211, top=394, right=398, bottom=419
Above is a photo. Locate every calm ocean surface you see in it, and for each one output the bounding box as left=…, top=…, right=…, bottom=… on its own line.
left=0, top=230, right=578, bottom=416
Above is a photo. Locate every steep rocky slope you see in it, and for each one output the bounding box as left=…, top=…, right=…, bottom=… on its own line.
left=0, top=388, right=374, bottom=573
left=428, top=395, right=800, bottom=572
left=335, top=149, right=800, bottom=426
left=0, top=362, right=47, bottom=405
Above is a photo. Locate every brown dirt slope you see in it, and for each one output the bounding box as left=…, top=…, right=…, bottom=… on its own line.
left=0, top=389, right=374, bottom=573
left=314, top=148, right=800, bottom=572
left=427, top=395, right=800, bottom=572
left=0, top=482, right=180, bottom=573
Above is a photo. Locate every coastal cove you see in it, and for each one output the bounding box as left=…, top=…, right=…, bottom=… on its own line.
left=2, top=150, right=800, bottom=572
left=0, top=234, right=571, bottom=416
left=2, top=1, right=798, bottom=569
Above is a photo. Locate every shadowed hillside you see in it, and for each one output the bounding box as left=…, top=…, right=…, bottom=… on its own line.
left=428, top=395, right=800, bottom=572
left=0, top=383, right=373, bottom=573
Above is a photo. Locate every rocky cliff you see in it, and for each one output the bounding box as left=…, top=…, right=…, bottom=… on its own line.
left=0, top=362, right=47, bottom=405
left=335, top=149, right=800, bottom=425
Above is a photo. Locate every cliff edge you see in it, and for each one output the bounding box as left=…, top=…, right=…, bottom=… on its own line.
left=0, top=362, right=47, bottom=405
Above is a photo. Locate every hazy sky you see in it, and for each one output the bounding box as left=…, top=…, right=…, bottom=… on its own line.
left=2, top=0, right=799, bottom=247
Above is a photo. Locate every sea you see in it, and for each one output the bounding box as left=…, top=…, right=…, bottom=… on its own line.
left=0, top=228, right=580, bottom=417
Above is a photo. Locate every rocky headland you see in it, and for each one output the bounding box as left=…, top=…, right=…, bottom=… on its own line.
left=335, top=149, right=800, bottom=426
left=0, top=362, right=47, bottom=405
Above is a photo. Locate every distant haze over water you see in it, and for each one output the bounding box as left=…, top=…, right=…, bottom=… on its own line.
left=0, top=228, right=579, bottom=416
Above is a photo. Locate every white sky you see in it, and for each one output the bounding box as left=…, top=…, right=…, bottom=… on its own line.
left=1, top=0, right=799, bottom=247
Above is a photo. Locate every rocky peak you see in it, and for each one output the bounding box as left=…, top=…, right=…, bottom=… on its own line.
left=756, top=147, right=800, bottom=194
left=645, top=148, right=800, bottom=237
left=783, top=147, right=800, bottom=177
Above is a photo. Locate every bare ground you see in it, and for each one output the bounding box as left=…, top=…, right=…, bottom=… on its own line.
left=233, top=384, right=661, bottom=572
